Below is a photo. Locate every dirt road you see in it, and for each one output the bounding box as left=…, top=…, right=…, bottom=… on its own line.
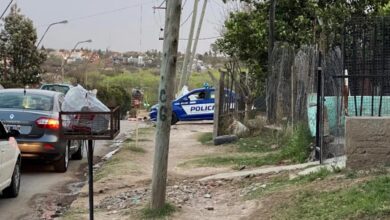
left=66, top=121, right=258, bottom=219
left=0, top=120, right=135, bottom=220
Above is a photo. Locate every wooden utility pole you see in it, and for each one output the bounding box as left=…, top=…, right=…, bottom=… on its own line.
left=151, top=0, right=182, bottom=209
left=185, top=0, right=208, bottom=84
left=178, top=0, right=199, bottom=93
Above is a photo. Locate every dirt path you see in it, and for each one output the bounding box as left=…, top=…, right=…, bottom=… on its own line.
left=63, top=121, right=261, bottom=220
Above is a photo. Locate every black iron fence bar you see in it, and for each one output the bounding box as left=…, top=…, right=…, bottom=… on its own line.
left=316, top=52, right=323, bottom=163
left=354, top=93, right=358, bottom=116
left=360, top=77, right=365, bottom=116
left=379, top=76, right=384, bottom=116
left=331, top=75, right=388, bottom=117
left=371, top=80, right=374, bottom=116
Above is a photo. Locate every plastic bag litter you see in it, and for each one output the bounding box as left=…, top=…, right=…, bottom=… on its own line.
left=62, top=85, right=110, bottom=133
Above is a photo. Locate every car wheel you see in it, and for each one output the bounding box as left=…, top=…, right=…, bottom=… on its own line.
left=54, top=145, right=69, bottom=173
left=2, top=158, right=21, bottom=198
left=171, top=113, right=179, bottom=125
left=72, top=140, right=84, bottom=160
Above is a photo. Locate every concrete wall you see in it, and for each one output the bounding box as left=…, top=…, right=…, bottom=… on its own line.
left=346, top=117, right=390, bottom=169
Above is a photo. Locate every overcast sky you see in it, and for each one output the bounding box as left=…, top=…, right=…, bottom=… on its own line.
left=1, top=0, right=230, bottom=53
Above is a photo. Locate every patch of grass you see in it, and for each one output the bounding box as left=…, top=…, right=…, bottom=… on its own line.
left=124, top=137, right=134, bottom=143
left=124, top=143, right=147, bottom=153
left=94, top=157, right=122, bottom=181
left=190, top=125, right=313, bottom=168
left=237, top=130, right=280, bottom=153
left=247, top=168, right=333, bottom=199
left=62, top=208, right=88, bottom=220
left=94, top=149, right=138, bottom=181
left=198, top=132, right=213, bottom=144
left=345, top=170, right=359, bottom=179
left=293, top=167, right=332, bottom=183
left=273, top=175, right=390, bottom=219
left=279, top=124, right=312, bottom=163
left=138, top=127, right=154, bottom=135
left=191, top=153, right=283, bottom=168
left=125, top=137, right=152, bottom=143
left=141, top=203, right=176, bottom=219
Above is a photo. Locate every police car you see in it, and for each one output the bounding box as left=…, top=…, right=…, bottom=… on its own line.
left=149, top=87, right=215, bottom=125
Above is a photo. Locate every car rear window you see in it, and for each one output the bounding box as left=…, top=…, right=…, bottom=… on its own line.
left=41, top=85, right=70, bottom=94
left=0, top=93, right=54, bottom=111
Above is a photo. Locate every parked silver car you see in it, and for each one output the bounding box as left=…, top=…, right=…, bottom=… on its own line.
left=0, top=89, right=83, bottom=172
left=40, top=83, right=73, bottom=95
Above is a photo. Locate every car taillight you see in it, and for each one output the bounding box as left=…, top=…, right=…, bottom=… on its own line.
left=35, top=117, right=60, bottom=130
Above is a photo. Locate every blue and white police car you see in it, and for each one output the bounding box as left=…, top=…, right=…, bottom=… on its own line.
left=149, top=87, right=215, bottom=125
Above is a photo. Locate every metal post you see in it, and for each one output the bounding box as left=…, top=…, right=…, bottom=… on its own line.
left=315, top=52, right=322, bottom=162
left=320, top=55, right=325, bottom=164
left=87, top=139, right=94, bottom=220
left=360, top=32, right=366, bottom=116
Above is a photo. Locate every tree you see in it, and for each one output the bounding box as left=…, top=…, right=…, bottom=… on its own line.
left=380, top=1, right=390, bottom=15
left=217, top=0, right=389, bottom=95
left=0, top=5, right=46, bottom=86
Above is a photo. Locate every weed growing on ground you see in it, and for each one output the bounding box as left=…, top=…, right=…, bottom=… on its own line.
left=197, top=132, right=213, bottom=144
left=195, top=154, right=282, bottom=168
left=191, top=124, right=313, bottom=168
left=141, top=203, right=176, bottom=219
left=124, top=143, right=147, bottom=153
left=279, top=124, right=312, bottom=163
left=247, top=168, right=333, bottom=199
left=62, top=208, right=88, bottom=220
left=237, top=129, right=282, bottom=153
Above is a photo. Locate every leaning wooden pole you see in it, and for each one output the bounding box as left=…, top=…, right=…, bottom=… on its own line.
left=178, top=0, right=199, bottom=93
left=151, top=0, right=182, bottom=209
left=186, top=0, right=208, bottom=85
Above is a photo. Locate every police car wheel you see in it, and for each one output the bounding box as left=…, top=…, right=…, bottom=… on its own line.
left=171, top=113, right=179, bottom=125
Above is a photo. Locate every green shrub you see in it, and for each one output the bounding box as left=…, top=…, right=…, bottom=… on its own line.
left=1, top=81, right=24, bottom=88
left=280, top=124, right=312, bottom=163
left=97, top=85, right=131, bottom=117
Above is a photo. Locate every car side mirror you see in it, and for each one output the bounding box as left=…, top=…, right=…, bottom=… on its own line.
left=8, top=129, right=20, bottom=138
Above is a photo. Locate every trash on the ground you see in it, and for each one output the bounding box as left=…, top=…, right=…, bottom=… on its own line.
left=229, top=119, right=250, bottom=137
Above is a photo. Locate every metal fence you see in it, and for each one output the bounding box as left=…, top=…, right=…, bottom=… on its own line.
left=318, top=17, right=390, bottom=160
left=213, top=67, right=261, bottom=137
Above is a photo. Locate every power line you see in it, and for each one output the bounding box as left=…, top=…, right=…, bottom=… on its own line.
left=66, top=1, right=154, bottom=23
left=0, top=0, right=14, bottom=20
left=179, top=36, right=220, bottom=40
left=182, top=0, right=188, bottom=9
left=180, top=11, right=193, bottom=26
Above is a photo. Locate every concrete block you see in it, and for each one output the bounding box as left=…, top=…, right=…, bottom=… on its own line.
left=346, top=117, right=390, bottom=170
